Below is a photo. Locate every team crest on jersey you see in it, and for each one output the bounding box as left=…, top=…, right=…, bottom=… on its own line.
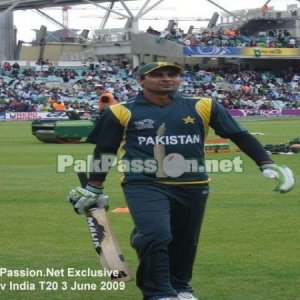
left=134, top=119, right=156, bottom=129
left=183, top=116, right=195, bottom=124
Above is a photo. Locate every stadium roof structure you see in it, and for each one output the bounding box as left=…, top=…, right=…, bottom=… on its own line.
left=0, top=0, right=134, bottom=11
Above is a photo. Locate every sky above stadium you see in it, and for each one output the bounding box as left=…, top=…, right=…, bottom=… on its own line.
left=13, top=0, right=299, bottom=42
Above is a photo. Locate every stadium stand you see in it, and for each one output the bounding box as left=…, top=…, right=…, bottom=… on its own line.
left=1, top=58, right=300, bottom=114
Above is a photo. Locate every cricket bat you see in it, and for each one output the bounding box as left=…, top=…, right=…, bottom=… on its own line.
left=77, top=173, right=133, bottom=282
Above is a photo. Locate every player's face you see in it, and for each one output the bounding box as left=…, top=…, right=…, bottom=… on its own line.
left=138, top=67, right=181, bottom=94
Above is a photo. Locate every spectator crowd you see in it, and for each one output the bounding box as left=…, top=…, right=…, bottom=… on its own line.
left=1, top=58, right=300, bottom=114
left=148, top=25, right=297, bottom=48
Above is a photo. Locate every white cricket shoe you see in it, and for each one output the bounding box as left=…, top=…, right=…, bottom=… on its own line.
left=157, top=298, right=179, bottom=300
left=178, top=292, right=198, bottom=300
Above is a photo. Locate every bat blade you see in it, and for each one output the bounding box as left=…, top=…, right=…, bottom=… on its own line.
left=78, top=173, right=133, bottom=282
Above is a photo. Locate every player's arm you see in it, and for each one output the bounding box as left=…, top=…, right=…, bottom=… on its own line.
left=228, top=131, right=273, bottom=166
left=209, top=100, right=295, bottom=193
left=87, top=105, right=128, bottom=185
left=69, top=107, right=126, bottom=213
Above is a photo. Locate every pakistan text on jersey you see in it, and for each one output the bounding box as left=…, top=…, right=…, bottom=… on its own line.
left=138, top=134, right=201, bottom=146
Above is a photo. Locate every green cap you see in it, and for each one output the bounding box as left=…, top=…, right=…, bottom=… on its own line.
left=137, top=62, right=183, bottom=77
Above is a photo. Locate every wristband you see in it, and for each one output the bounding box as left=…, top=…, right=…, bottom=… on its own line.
left=85, top=183, right=103, bottom=194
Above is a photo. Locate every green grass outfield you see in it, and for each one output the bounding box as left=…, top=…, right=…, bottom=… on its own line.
left=0, top=118, right=299, bottom=300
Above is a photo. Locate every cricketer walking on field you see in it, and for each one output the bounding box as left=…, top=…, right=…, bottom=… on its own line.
left=69, top=62, right=295, bottom=300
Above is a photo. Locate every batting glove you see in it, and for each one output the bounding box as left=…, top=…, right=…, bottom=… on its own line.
left=69, top=184, right=109, bottom=214
left=260, top=164, right=295, bottom=193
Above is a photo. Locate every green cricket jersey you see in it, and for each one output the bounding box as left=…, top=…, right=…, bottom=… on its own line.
left=88, top=92, right=246, bottom=184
